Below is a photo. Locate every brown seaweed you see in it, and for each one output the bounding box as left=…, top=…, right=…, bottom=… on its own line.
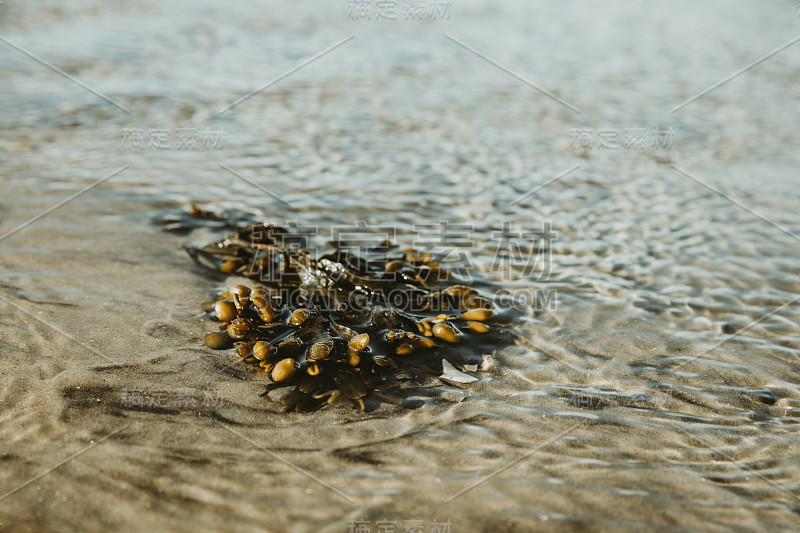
left=182, top=220, right=509, bottom=411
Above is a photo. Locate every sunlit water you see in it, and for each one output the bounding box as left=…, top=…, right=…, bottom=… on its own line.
left=1, top=1, right=799, bottom=531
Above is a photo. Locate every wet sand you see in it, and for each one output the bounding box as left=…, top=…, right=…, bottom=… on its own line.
left=2, top=1, right=800, bottom=532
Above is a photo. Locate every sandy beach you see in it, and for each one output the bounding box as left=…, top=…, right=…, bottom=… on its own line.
left=1, top=1, right=799, bottom=531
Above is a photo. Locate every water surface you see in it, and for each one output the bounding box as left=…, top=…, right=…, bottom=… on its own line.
left=1, top=1, right=799, bottom=531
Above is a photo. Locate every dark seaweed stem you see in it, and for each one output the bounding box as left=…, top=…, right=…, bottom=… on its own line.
left=192, top=223, right=504, bottom=412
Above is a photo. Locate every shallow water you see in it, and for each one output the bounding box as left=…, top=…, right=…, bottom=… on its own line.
left=1, top=1, right=799, bottom=531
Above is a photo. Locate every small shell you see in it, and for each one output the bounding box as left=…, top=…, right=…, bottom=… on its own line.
left=271, top=358, right=297, bottom=382
left=227, top=318, right=251, bottom=340
left=432, top=321, right=459, bottom=343
left=348, top=353, right=361, bottom=366
left=348, top=333, right=370, bottom=352
left=214, top=300, right=237, bottom=322
left=253, top=341, right=276, bottom=361
left=290, top=308, right=311, bottom=326
left=440, top=359, right=479, bottom=385
left=306, top=364, right=321, bottom=376
left=308, top=341, right=333, bottom=361
left=465, top=321, right=490, bottom=334
left=205, top=332, right=232, bottom=350
left=460, top=309, right=493, bottom=322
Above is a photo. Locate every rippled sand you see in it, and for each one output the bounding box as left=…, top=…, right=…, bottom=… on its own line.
left=1, top=1, right=799, bottom=531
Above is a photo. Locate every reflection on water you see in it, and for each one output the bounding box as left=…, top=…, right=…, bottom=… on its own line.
left=0, top=0, right=799, bottom=531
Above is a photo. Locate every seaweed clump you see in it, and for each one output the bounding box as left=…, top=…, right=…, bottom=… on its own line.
left=189, top=222, right=505, bottom=411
